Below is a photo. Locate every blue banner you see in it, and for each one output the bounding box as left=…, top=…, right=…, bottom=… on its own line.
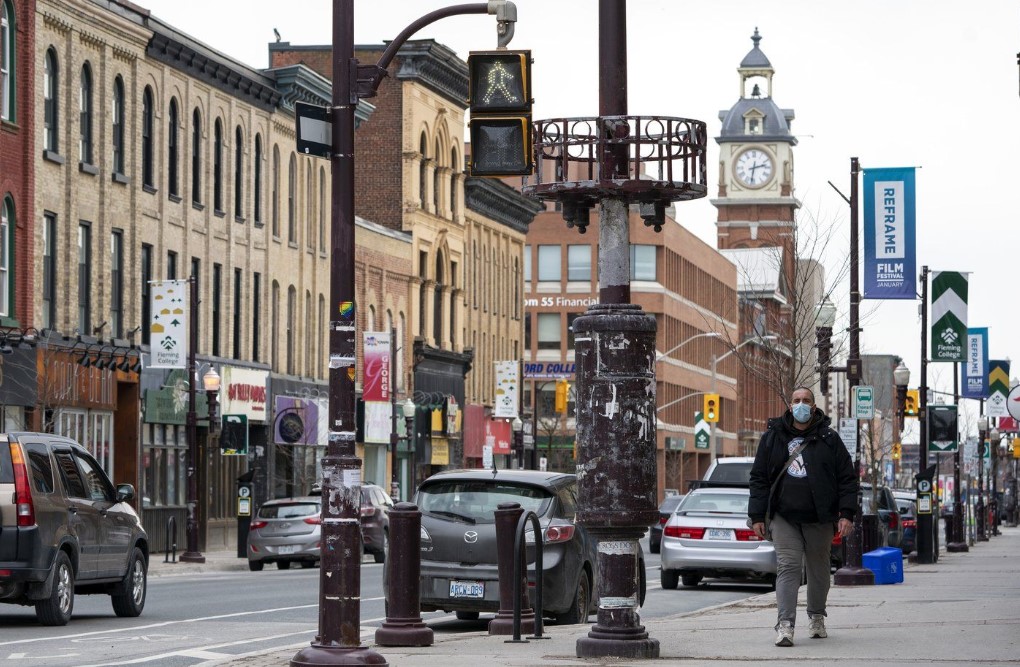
left=862, top=167, right=916, bottom=299
left=961, top=328, right=988, bottom=398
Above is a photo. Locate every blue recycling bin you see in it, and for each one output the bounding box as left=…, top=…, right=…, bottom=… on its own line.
left=863, top=546, right=903, bottom=584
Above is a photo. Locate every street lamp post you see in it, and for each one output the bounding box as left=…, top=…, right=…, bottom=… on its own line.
left=977, top=415, right=988, bottom=542
left=402, top=398, right=416, bottom=498
left=180, top=275, right=205, bottom=565
left=815, top=297, right=837, bottom=415
left=204, top=368, right=221, bottom=437
left=708, top=335, right=777, bottom=462
left=512, top=416, right=523, bottom=469
left=990, top=427, right=1001, bottom=536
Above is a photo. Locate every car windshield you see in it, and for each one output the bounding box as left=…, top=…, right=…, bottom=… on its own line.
left=418, top=481, right=553, bottom=524
left=660, top=495, right=684, bottom=513
left=705, top=462, right=752, bottom=484
left=679, top=492, right=748, bottom=514
left=259, top=502, right=319, bottom=519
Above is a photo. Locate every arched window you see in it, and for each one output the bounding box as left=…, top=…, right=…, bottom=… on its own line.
left=318, top=294, right=325, bottom=377
left=142, top=87, right=154, bottom=187
left=43, top=49, right=58, bottom=152
left=254, top=134, right=263, bottom=225
left=287, top=154, right=296, bottom=243
left=0, top=196, right=12, bottom=317
left=433, top=140, right=441, bottom=213
left=306, top=158, right=313, bottom=248
left=234, top=125, right=244, bottom=218
left=1, top=1, right=13, bottom=122
left=287, top=285, right=296, bottom=375
left=112, top=76, right=125, bottom=174
left=167, top=98, right=179, bottom=196
left=213, top=118, right=223, bottom=211
left=79, top=63, right=93, bottom=164
left=419, top=133, right=428, bottom=209
left=192, top=108, right=202, bottom=204
left=434, top=254, right=444, bottom=346
left=450, top=147, right=458, bottom=217
left=397, top=312, right=406, bottom=390
left=271, top=145, right=280, bottom=236
left=367, top=305, right=375, bottom=332
left=318, top=166, right=325, bottom=252
left=271, top=280, right=280, bottom=367
left=305, top=289, right=312, bottom=376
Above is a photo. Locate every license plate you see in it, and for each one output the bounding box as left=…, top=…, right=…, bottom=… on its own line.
left=706, top=528, right=732, bottom=540
left=278, top=544, right=299, bottom=554
left=449, top=580, right=484, bottom=599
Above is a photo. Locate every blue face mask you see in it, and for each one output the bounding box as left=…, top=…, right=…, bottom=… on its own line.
left=791, top=403, right=813, bottom=424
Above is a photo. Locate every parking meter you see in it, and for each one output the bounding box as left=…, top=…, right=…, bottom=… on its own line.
left=236, top=470, right=256, bottom=558
left=915, top=464, right=937, bottom=564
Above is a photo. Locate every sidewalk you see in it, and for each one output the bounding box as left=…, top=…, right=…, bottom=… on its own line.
left=190, top=527, right=1020, bottom=667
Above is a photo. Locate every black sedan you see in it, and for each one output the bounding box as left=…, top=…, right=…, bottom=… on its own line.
left=415, top=469, right=645, bottom=624
left=649, top=494, right=685, bottom=554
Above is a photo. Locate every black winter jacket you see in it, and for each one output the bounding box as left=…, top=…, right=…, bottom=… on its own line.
left=747, top=408, right=858, bottom=525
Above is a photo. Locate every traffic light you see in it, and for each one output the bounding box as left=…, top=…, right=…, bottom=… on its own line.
left=703, top=393, right=720, bottom=423
left=904, top=389, right=919, bottom=417
left=892, top=442, right=902, bottom=460
left=467, top=50, right=533, bottom=177
left=554, top=378, right=569, bottom=414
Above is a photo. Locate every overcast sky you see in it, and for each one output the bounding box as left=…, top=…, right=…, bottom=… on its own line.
left=140, top=0, right=1019, bottom=434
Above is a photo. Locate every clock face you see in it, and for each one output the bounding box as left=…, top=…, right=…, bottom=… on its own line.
left=734, top=148, right=774, bottom=188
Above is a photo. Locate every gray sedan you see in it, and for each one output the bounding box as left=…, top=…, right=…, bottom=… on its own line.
left=659, top=487, right=776, bottom=589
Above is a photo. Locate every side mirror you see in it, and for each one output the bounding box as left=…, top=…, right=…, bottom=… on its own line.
left=116, top=484, right=136, bottom=503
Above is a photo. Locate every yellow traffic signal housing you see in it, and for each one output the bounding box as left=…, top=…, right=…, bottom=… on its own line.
left=554, top=378, right=569, bottom=414
left=892, top=442, right=902, bottom=460
left=904, top=389, right=919, bottom=417
left=467, top=50, right=534, bottom=177
left=703, top=393, right=720, bottom=423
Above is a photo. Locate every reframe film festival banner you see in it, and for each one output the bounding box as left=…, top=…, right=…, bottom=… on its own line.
left=863, top=167, right=916, bottom=300
left=961, top=328, right=988, bottom=399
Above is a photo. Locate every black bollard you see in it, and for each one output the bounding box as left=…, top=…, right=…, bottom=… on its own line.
left=375, top=502, right=433, bottom=647
left=489, top=502, right=534, bottom=636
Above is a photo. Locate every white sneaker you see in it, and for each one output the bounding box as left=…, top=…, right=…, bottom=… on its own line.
left=808, top=615, right=827, bottom=639
left=775, top=621, right=794, bottom=647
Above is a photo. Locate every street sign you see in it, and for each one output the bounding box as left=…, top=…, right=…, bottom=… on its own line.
left=539, top=456, right=548, bottom=472
left=295, top=102, right=332, bottom=159
left=852, top=386, right=874, bottom=419
left=927, top=404, right=958, bottom=452
left=482, top=444, right=493, bottom=470
left=694, top=411, right=710, bottom=449
left=839, top=419, right=857, bottom=461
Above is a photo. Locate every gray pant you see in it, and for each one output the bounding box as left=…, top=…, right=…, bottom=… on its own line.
left=770, top=513, right=832, bottom=628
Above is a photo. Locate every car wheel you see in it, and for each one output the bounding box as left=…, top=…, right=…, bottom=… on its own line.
left=299, top=560, right=316, bottom=569
left=36, top=551, right=74, bottom=626
left=374, top=530, right=388, bottom=564
left=638, top=561, right=647, bottom=607
left=277, top=560, right=291, bottom=570
left=111, top=547, right=147, bottom=617
left=557, top=572, right=591, bottom=625
left=680, top=574, right=702, bottom=588
left=660, top=568, right=679, bottom=590
left=455, top=611, right=480, bottom=621
left=248, top=560, right=264, bottom=571
left=650, top=538, right=660, bottom=554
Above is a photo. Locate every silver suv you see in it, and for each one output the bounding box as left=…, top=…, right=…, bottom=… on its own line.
left=0, top=433, right=149, bottom=625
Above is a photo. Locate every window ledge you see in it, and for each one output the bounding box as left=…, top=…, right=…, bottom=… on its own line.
left=143, top=184, right=158, bottom=195
left=42, top=150, right=65, bottom=165
left=288, top=241, right=298, bottom=249
left=112, top=172, right=130, bottom=185
left=253, top=220, right=264, bottom=229
left=192, top=201, right=205, bottom=212
left=1, top=119, right=19, bottom=134
left=235, top=215, right=246, bottom=224
left=79, top=162, right=99, bottom=176
left=214, top=209, right=226, bottom=219
left=168, top=193, right=182, bottom=204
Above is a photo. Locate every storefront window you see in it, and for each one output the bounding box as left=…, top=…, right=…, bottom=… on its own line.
left=141, top=423, right=188, bottom=507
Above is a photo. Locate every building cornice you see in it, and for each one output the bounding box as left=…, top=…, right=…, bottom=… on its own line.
left=465, top=179, right=543, bottom=235
left=711, top=197, right=801, bottom=209
left=359, top=40, right=469, bottom=108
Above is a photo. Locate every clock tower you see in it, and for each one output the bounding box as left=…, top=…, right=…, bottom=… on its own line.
left=713, top=28, right=799, bottom=259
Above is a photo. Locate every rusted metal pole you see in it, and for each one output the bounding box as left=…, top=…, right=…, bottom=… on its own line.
left=181, top=275, right=205, bottom=564
left=291, top=2, right=384, bottom=665
left=489, top=502, right=534, bottom=636
left=376, top=502, right=433, bottom=647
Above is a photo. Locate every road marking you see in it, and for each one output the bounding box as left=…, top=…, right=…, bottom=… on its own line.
left=6, top=652, right=79, bottom=660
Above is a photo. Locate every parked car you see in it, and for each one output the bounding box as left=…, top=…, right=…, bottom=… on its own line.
left=415, top=469, right=644, bottom=624
left=0, top=433, right=149, bottom=626
left=649, top=494, right=685, bottom=554
left=830, top=487, right=902, bottom=568
left=249, top=484, right=393, bottom=570
left=895, top=498, right=917, bottom=555
left=659, top=487, right=776, bottom=589
left=696, top=456, right=755, bottom=488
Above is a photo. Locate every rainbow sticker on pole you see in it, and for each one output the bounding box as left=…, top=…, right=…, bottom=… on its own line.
left=339, top=301, right=355, bottom=319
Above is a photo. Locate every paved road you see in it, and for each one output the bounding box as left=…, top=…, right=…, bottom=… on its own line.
left=0, top=539, right=764, bottom=666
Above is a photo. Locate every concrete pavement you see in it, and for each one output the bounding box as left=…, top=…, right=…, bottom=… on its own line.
left=168, top=526, right=1020, bottom=667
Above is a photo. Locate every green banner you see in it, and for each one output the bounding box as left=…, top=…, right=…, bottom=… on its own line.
left=694, top=410, right=710, bottom=450
left=987, top=359, right=1011, bottom=417
left=931, top=271, right=968, bottom=361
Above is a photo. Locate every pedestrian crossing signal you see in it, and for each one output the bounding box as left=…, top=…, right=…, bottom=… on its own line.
left=468, top=50, right=534, bottom=177
left=554, top=378, right=570, bottom=414
left=703, top=393, right=720, bottom=423
left=904, top=389, right=919, bottom=417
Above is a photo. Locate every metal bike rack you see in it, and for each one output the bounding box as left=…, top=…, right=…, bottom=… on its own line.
left=506, top=510, right=549, bottom=643
left=164, top=515, right=178, bottom=563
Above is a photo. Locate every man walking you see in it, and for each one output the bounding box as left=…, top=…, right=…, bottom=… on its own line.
left=748, top=387, right=857, bottom=647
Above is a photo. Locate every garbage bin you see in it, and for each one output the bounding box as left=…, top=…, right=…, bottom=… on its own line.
left=863, top=546, right=903, bottom=584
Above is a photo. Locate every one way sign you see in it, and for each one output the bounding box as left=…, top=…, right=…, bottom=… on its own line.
left=296, top=102, right=332, bottom=158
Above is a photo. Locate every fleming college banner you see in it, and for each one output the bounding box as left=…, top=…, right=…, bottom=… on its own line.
left=961, top=328, right=988, bottom=399
left=148, top=280, right=189, bottom=368
left=930, top=271, right=968, bottom=362
left=862, top=167, right=916, bottom=300
left=987, top=360, right=1011, bottom=418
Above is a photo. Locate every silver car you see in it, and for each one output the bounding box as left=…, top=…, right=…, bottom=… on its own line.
left=659, top=487, right=776, bottom=589
left=247, top=496, right=321, bottom=570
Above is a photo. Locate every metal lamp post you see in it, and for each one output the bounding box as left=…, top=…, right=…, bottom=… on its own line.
left=893, top=361, right=910, bottom=492
left=977, top=415, right=988, bottom=541
left=204, top=368, right=221, bottom=436
left=403, top=398, right=417, bottom=499
left=180, top=276, right=205, bottom=565
left=708, top=335, right=777, bottom=462
left=990, top=427, right=1001, bottom=536
left=511, top=416, right=523, bottom=469
left=815, top=297, right=838, bottom=415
